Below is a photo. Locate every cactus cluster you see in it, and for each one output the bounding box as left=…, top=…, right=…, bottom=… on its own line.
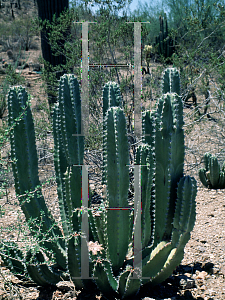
left=154, top=14, right=175, bottom=59
left=199, top=153, right=225, bottom=189
left=0, top=68, right=196, bottom=299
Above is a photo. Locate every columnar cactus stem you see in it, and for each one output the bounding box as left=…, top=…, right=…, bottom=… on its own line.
left=67, top=235, right=84, bottom=289
left=102, top=81, right=122, bottom=120
left=26, top=248, right=68, bottom=286
left=162, top=67, right=181, bottom=95
left=52, top=104, right=70, bottom=236
left=7, top=86, right=66, bottom=270
left=155, top=14, right=174, bottom=59
left=57, top=74, right=83, bottom=166
left=135, top=144, right=154, bottom=248
left=53, top=74, right=84, bottom=236
left=102, top=81, right=122, bottom=183
left=103, top=107, right=130, bottom=272
left=142, top=68, right=186, bottom=246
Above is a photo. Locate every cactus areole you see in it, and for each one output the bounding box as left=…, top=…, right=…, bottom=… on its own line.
left=1, top=68, right=196, bottom=299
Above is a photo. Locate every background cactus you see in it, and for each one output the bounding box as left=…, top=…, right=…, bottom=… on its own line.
left=154, top=14, right=175, bottom=59
left=36, top=0, right=69, bottom=106
left=1, top=69, right=196, bottom=299
left=199, top=153, right=225, bottom=189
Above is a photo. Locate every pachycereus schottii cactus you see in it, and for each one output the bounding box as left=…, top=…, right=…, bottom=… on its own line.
left=1, top=68, right=196, bottom=299
left=199, top=153, right=225, bottom=189
left=154, top=14, right=175, bottom=59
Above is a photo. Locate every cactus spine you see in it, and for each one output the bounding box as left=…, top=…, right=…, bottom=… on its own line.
left=2, top=69, right=196, bottom=299
left=199, top=153, right=225, bottom=189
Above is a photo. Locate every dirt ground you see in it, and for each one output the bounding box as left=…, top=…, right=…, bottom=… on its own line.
left=0, top=184, right=225, bottom=300
left=0, top=43, right=225, bottom=300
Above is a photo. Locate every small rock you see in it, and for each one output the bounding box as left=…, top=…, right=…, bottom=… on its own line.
left=28, top=62, right=41, bottom=72
left=33, top=63, right=41, bottom=72
left=0, top=290, right=6, bottom=296
left=211, top=264, right=220, bottom=274
left=196, top=271, right=208, bottom=280
left=7, top=49, right=14, bottom=59
left=56, top=281, right=74, bottom=291
left=206, top=289, right=216, bottom=296
left=142, top=74, right=151, bottom=86
left=200, top=285, right=206, bottom=290
left=179, top=275, right=195, bottom=289
left=198, top=246, right=206, bottom=252
left=219, top=265, right=225, bottom=277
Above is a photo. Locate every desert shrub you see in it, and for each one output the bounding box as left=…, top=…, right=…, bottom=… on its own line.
left=0, top=63, right=25, bottom=118
left=0, top=13, right=38, bottom=52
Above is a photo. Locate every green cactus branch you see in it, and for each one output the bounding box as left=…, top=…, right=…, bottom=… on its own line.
left=7, top=86, right=67, bottom=270
left=103, top=106, right=130, bottom=272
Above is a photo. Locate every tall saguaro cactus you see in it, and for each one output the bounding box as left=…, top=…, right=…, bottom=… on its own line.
left=1, top=69, right=197, bottom=299
left=37, top=0, right=69, bottom=105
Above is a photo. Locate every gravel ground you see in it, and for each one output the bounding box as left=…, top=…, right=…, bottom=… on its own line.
left=0, top=177, right=224, bottom=300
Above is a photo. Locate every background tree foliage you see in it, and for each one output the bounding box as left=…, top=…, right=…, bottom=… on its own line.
left=36, top=0, right=225, bottom=143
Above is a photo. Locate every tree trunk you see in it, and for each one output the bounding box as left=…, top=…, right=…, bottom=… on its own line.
left=36, top=0, right=69, bottom=106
